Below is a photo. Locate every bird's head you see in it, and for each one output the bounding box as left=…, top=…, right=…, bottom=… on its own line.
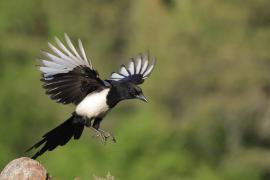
left=118, top=82, right=147, bottom=103
left=128, top=84, right=147, bottom=102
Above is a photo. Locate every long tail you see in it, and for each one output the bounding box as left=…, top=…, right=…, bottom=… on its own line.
left=26, top=113, right=84, bottom=159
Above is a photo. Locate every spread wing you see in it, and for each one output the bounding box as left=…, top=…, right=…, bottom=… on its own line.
left=108, top=52, right=156, bottom=85
left=38, top=34, right=106, bottom=105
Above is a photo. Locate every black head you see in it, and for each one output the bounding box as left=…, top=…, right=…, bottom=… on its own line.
left=124, top=83, right=147, bottom=102
left=107, top=81, right=148, bottom=108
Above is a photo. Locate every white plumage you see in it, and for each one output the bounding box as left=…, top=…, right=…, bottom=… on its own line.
left=75, top=89, right=110, bottom=119
left=135, top=56, right=142, bottom=74
left=140, top=58, right=148, bottom=74
left=39, top=33, right=93, bottom=77
left=111, top=73, right=124, bottom=79
left=109, top=53, right=156, bottom=81
left=128, top=61, right=135, bottom=74
left=119, top=66, right=129, bottom=76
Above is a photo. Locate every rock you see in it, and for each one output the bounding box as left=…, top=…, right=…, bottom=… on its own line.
left=0, top=157, right=49, bottom=180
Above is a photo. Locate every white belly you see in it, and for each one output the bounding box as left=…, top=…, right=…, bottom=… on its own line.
left=75, top=89, right=110, bottom=119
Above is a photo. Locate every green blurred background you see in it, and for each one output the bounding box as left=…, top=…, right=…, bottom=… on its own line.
left=1, top=0, right=270, bottom=179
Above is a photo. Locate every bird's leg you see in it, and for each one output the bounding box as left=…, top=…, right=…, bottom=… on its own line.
left=98, top=128, right=116, bottom=143
left=89, top=127, right=107, bottom=144
left=84, top=118, right=106, bottom=143
left=89, top=118, right=116, bottom=143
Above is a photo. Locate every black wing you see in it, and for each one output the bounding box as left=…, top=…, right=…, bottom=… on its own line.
left=39, top=34, right=106, bottom=105
left=108, top=52, right=156, bottom=85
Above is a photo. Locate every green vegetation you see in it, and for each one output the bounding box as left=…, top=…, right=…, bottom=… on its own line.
left=1, top=0, right=270, bottom=179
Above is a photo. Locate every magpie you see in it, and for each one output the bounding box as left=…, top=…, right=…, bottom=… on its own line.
left=26, top=34, right=156, bottom=159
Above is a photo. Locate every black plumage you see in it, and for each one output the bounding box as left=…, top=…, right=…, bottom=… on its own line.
left=42, top=66, right=105, bottom=104
left=26, top=113, right=84, bottom=159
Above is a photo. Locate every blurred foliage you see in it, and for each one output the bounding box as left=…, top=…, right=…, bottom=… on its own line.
left=94, top=173, right=115, bottom=180
left=1, top=0, right=270, bottom=179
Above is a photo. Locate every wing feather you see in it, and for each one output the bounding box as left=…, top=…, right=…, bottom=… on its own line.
left=108, top=52, right=156, bottom=85
left=140, top=54, right=149, bottom=74
left=54, top=37, right=81, bottom=66
left=143, top=58, right=156, bottom=78
left=135, top=55, right=142, bottom=74
left=64, top=33, right=83, bottom=61
left=119, top=65, right=129, bottom=77
left=39, top=34, right=105, bottom=105
left=78, top=39, right=91, bottom=68
left=41, top=60, right=64, bottom=69
left=128, top=60, right=135, bottom=75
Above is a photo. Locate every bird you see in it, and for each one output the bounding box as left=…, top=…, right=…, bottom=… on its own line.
left=26, top=34, right=156, bottom=159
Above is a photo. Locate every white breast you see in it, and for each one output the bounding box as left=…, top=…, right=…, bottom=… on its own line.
left=75, top=89, right=110, bottom=119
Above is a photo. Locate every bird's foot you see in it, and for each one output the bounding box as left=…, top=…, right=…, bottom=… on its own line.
left=99, top=128, right=116, bottom=143
left=90, top=127, right=116, bottom=144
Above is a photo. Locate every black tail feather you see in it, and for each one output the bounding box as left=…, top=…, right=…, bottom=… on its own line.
left=26, top=114, right=85, bottom=159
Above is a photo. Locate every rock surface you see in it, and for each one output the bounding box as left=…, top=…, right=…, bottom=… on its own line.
left=0, top=157, right=49, bottom=180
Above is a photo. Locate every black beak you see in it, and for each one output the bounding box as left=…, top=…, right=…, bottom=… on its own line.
left=136, top=93, right=148, bottom=103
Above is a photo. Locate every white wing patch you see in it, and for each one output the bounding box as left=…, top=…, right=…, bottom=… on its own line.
left=135, top=56, right=142, bottom=74
left=109, top=52, right=156, bottom=82
left=39, top=33, right=93, bottom=77
left=111, top=73, right=125, bottom=79
left=119, top=65, right=130, bottom=76
left=128, top=61, right=135, bottom=75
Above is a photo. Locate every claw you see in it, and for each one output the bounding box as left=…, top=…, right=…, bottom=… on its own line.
left=98, top=129, right=116, bottom=143
left=90, top=127, right=116, bottom=144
